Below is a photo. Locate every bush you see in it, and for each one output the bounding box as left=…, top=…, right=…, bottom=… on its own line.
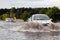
left=21, top=11, right=30, bottom=21
left=1, top=14, right=9, bottom=20
left=9, top=13, right=15, bottom=18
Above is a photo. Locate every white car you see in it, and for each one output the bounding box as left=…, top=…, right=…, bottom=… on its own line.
left=28, top=14, right=53, bottom=26
left=6, top=18, right=14, bottom=22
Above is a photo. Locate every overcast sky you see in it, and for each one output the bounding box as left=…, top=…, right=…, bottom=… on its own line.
left=0, top=0, right=60, bottom=8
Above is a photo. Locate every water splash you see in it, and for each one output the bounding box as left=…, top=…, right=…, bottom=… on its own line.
left=10, top=22, right=60, bottom=32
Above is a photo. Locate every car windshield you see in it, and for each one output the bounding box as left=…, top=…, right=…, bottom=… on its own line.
left=34, top=15, right=50, bottom=20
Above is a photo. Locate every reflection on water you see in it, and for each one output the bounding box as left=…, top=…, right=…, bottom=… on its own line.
left=0, top=29, right=60, bottom=40
left=17, top=32, right=60, bottom=40
left=50, top=31, right=60, bottom=36
left=0, top=21, right=25, bottom=29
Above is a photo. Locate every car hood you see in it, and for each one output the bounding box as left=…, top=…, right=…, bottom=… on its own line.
left=33, top=20, right=52, bottom=24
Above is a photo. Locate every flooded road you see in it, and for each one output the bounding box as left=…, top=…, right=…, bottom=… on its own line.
left=0, top=21, right=26, bottom=29
left=0, top=29, right=60, bottom=40
left=0, top=21, right=60, bottom=40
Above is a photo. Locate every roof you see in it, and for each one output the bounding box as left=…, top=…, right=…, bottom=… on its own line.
left=32, top=14, right=47, bottom=16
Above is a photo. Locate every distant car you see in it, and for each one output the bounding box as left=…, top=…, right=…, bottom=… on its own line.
left=28, top=14, right=53, bottom=26
left=6, top=18, right=15, bottom=22
left=6, top=18, right=11, bottom=22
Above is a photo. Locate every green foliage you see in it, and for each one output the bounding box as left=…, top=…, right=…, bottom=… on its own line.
left=39, top=8, right=47, bottom=14
left=10, top=7, right=15, bottom=18
left=46, top=8, right=53, bottom=17
left=0, top=7, right=60, bottom=21
left=9, top=13, right=15, bottom=18
left=21, top=11, right=30, bottom=21
left=2, top=14, right=9, bottom=20
left=10, top=7, right=16, bottom=13
left=46, top=7, right=60, bottom=21
left=1, top=13, right=15, bottom=20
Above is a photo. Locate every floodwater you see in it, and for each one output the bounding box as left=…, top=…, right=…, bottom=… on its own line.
left=0, top=29, right=60, bottom=40
left=0, top=21, right=26, bottom=29
left=0, top=21, right=60, bottom=40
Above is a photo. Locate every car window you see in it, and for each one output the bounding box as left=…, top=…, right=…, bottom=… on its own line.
left=33, top=15, right=50, bottom=20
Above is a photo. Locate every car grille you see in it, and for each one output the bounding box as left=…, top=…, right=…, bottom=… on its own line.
left=43, top=23, right=49, bottom=26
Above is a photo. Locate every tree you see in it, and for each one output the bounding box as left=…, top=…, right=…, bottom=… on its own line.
left=10, top=7, right=16, bottom=13
left=39, top=8, right=47, bottom=14
left=9, top=13, right=15, bottom=18
left=2, top=13, right=9, bottom=20
left=10, top=7, right=16, bottom=18
left=21, top=11, right=30, bottom=21
left=46, top=7, right=60, bottom=21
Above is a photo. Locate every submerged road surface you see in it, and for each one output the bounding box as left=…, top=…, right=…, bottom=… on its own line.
left=0, top=21, right=26, bottom=29
left=0, top=21, right=60, bottom=40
